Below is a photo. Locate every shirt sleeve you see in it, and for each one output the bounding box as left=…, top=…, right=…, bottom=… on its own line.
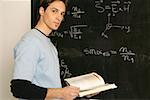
left=13, top=37, right=39, bottom=81
left=10, top=79, right=47, bottom=99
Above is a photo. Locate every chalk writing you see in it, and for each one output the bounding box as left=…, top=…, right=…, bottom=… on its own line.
left=95, top=0, right=131, bottom=16
left=64, top=24, right=88, bottom=39
left=83, top=46, right=135, bottom=63
left=67, top=6, right=85, bottom=18
left=60, top=59, right=72, bottom=78
left=94, top=0, right=131, bottom=38
left=119, top=47, right=135, bottom=63
left=53, top=31, right=64, bottom=38
left=101, top=13, right=131, bottom=38
left=83, top=48, right=103, bottom=56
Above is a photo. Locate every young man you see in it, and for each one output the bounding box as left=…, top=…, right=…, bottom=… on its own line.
left=10, top=0, right=80, bottom=100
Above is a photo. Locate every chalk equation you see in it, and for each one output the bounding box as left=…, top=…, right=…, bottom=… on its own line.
left=64, top=24, right=88, bottom=39
left=83, top=46, right=135, bottom=63
left=95, top=0, right=131, bottom=16
left=119, top=47, right=135, bottom=63
left=101, top=13, right=131, bottom=38
left=53, top=31, right=63, bottom=38
left=67, top=6, right=85, bottom=18
left=95, top=0, right=132, bottom=39
left=60, top=59, right=72, bottom=78
left=53, top=24, right=87, bottom=39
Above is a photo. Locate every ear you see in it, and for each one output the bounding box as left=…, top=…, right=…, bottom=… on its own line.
left=39, top=7, right=45, bottom=16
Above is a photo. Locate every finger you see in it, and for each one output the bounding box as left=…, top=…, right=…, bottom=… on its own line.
left=71, top=93, right=78, bottom=99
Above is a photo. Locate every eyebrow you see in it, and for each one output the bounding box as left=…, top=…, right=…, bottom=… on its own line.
left=51, top=7, right=66, bottom=13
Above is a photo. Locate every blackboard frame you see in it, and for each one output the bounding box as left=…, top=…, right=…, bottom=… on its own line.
left=31, top=0, right=41, bottom=28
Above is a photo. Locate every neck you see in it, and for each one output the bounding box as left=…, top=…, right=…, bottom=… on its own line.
left=35, top=21, right=52, bottom=36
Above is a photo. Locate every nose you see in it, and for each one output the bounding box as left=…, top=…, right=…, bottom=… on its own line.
left=56, top=13, right=63, bottom=22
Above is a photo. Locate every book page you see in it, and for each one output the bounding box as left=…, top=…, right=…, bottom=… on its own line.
left=79, top=83, right=117, bottom=97
left=65, top=72, right=105, bottom=91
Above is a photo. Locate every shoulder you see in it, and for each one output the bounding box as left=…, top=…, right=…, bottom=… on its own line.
left=16, top=29, right=42, bottom=47
left=22, top=29, right=41, bottom=44
left=14, top=29, right=42, bottom=52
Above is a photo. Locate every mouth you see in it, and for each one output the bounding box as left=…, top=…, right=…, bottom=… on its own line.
left=54, top=22, right=60, bottom=27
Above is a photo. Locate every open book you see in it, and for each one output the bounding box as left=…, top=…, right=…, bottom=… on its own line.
left=64, top=72, right=117, bottom=97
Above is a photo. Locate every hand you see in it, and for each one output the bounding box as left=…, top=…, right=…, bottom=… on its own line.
left=61, top=86, right=80, bottom=100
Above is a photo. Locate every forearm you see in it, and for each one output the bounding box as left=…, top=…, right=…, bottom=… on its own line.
left=10, top=79, right=47, bottom=99
left=45, top=86, right=80, bottom=100
left=10, top=79, right=80, bottom=100
left=45, top=88, right=63, bottom=99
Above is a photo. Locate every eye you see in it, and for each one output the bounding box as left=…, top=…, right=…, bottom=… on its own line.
left=51, top=8, right=58, bottom=13
left=61, top=12, right=65, bottom=17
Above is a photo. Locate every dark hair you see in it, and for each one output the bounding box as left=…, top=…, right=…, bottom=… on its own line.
left=40, top=0, right=67, bottom=10
left=33, top=0, right=67, bottom=27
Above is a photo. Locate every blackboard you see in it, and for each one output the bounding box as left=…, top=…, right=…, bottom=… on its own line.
left=32, top=0, right=150, bottom=99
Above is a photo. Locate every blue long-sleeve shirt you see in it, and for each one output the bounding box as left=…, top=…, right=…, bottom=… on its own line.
left=11, top=29, right=62, bottom=99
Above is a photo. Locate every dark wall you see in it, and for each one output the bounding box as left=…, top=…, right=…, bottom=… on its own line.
left=32, top=0, right=150, bottom=99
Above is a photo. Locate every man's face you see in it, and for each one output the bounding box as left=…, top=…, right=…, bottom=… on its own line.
left=41, top=1, right=66, bottom=30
